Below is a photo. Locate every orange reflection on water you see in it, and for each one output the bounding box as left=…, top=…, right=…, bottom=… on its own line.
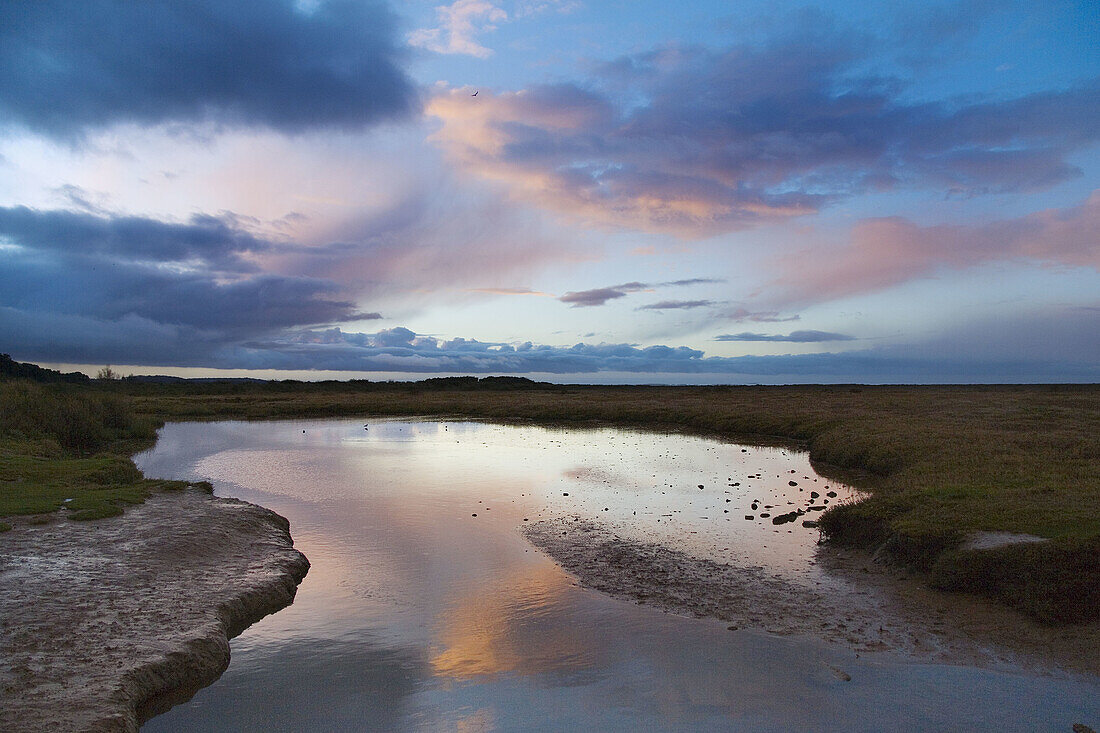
left=430, top=563, right=596, bottom=680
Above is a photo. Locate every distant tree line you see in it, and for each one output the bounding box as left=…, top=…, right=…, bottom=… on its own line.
left=0, top=354, right=89, bottom=384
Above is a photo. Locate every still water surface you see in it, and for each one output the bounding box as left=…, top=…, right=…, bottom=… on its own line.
left=135, top=419, right=1098, bottom=732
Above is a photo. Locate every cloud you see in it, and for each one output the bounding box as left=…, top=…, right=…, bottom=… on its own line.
left=0, top=206, right=269, bottom=274
left=6, top=304, right=1096, bottom=383
left=638, top=300, right=713, bottom=311
left=409, top=0, right=508, bottom=58
left=663, top=278, right=724, bottom=287
left=0, top=207, right=366, bottom=355
left=715, top=330, right=855, bottom=342
left=467, top=287, right=554, bottom=297
left=0, top=0, right=416, bottom=138
left=559, top=282, right=648, bottom=307
left=11, top=306, right=1086, bottom=383
left=278, top=181, right=584, bottom=300
left=723, top=308, right=800, bottom=323
left=770, top=190, right=1100, bottom=307
left=559, top=278, right=720, bottom=307
left=428, top=35, right=1099, bottom=236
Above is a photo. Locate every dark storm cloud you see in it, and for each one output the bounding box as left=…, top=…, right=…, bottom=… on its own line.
left=0, top=207, right=367, bottom=364
left=0, top=0, right=416, bottom=138
left=431, top=33, right=1099, bottom=236
left=716, top=330, right=855, bottom=342
left=0, top=206, right=268, bottom=273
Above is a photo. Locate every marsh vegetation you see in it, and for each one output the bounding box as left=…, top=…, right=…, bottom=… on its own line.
left=2, top=358, right=1098, bottom=623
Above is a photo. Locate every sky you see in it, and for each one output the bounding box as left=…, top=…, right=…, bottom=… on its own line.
left=0, top=0, right=1097, bottom=383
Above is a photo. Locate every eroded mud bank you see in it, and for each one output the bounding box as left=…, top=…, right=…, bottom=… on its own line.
left=0, top=488, right=309, bottom=732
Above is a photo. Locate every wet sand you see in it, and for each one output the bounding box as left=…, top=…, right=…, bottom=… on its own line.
left=525, top=516, right=1100, bottom=678
left=0, top=488, right=309, bottom=732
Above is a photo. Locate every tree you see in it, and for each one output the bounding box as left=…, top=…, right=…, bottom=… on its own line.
left=95, top=365, right=119, bottom=380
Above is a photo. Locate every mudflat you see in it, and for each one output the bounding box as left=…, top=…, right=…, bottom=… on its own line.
left=0, top=488, right=308, bottom=732
left=526, top=516, right=1100, bottom=678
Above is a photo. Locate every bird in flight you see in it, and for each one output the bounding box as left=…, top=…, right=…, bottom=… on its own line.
left=471, top=90, right=478, bottom=96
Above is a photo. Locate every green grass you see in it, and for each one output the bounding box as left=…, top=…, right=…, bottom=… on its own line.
left=0, top=381, right=186, bottom=523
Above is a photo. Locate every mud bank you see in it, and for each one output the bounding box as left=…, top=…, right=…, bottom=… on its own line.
left=525, top=516, right=1100, bottom=677
left=0, top=488, right=309, bottom=732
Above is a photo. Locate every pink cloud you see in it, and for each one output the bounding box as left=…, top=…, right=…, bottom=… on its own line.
left=409, top=0, right=508, bottom=59
left=426, top=40, right=1098, bottom=238
left=427, top=84, right=818, bottom=238
left=771, top=191, right=1100, bottom=305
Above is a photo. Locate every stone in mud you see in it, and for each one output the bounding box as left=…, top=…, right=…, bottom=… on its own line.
left=803, top=520, right=820, bottom=528
left=810, top=491, right=820, bottom=498
left=789, top=481, right=798, bottom=486
left=826, top=491, right=837, bottom=498
left=745, top=515, right=755, bottom=520
left=759, top=513, right=771, bottom=518
left=771, top=512, right=799, bottom=525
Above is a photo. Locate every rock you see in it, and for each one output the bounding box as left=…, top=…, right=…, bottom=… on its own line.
left=808, top=505, right=826, bottom=512
left=789, top=480, right=798, bottom=486
left=759, top=513, right=771, bottom=518
left=802, top=520, right=819, bottom=528
left=771, top=511, right=799, bottom=525
left=745, top=515, right=754, bottom=520
left=826, top=491, right=837, bottom=498
left=810, top=491, right=819, bottom=498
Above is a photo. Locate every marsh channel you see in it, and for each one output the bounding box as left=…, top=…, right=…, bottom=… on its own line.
left=134, top=419, right=1099, bottom=731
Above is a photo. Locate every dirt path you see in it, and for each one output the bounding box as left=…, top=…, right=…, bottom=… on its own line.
left=0, top=488, right=309, bottom=732
left=525, top=516, right=1100, bottom=678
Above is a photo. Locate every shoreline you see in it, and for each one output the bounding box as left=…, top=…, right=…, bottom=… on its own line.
left=0, top=488, right=309, bottom=732
left=524, top=516, right=1100, bottom=678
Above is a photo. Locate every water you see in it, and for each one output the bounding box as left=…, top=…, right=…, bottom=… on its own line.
left=134, top=419, right=1099, bottom=732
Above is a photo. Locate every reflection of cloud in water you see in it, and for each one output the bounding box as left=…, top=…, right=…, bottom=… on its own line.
left=431, top=565, right=598, bottom=680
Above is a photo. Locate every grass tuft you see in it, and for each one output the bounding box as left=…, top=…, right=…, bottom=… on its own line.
left=930, top=537, right=1100, bottom=624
